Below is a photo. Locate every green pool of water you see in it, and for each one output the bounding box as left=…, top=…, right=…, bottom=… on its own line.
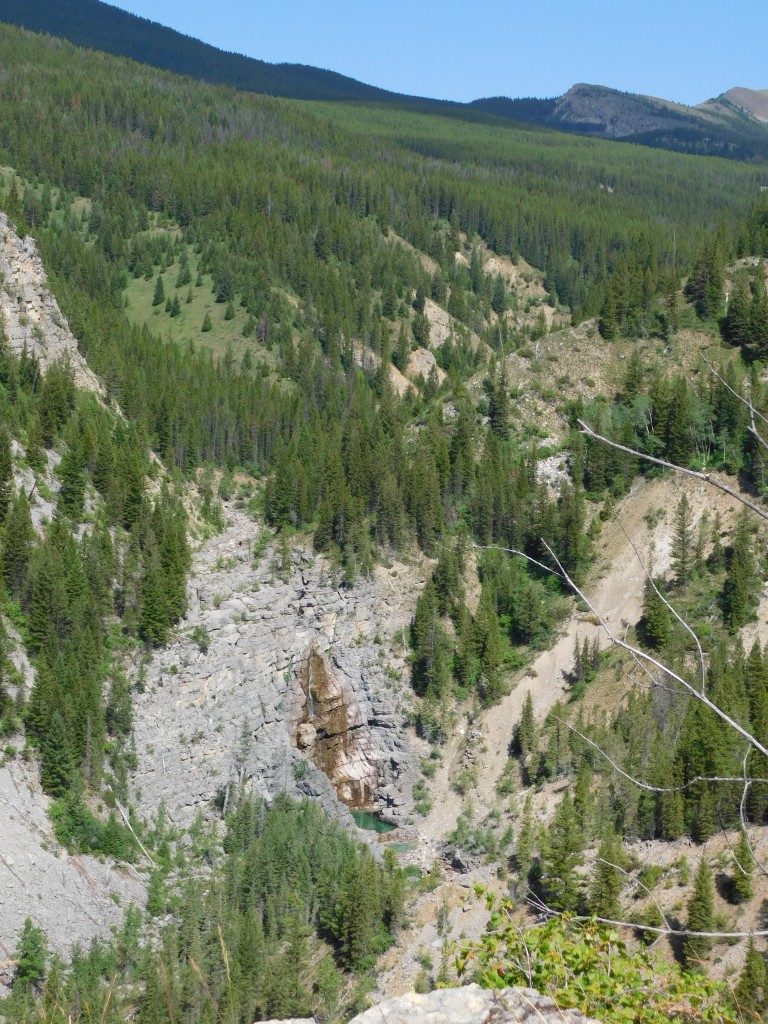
left=388, top=842, right=416, bottom=853
left=351, top=809, right=397, bottom=833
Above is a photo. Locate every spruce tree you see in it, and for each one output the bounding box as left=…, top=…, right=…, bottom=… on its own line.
left=541, top=791, right=584, bottom=912
left=671, top=492, right=694, bottom=589
left=735, top=937, right=767, bottom=1015
left=723, top=508, right=758, bottom=630
left=0, top=426, right=13, bottom=524
left=731, top=829, right=754, bottom=904
left=514, top=794, right=535, bottom=888
left=517, top=691, right=538, bottom=764
left=2, top=489, right=33, bottom=599
left=152, top=274, right=165, bottom=307
left=642, top=576, right=672, bottom=648
left=13, top=918, right=47, bottom=993
left=684, top=857, right=714, bottom=969
left=588, top=832, right=624, bottom=919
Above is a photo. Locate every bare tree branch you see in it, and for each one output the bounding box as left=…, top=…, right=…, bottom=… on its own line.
left=540, top=539, right=768, bottom=760
left=700, top=355, right=768, bottom=454
left=605, top=494, right=706, bottom=695
left=557, top=718, right=768, bottom=793
left=578, top=419, right=768, bottom=524
left=524, top=891, right=768, bottom=939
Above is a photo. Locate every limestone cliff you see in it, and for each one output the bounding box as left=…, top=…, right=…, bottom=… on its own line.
left=130, top=505, right=421, bottom=829
left=0, top=212, right=103, bottom=394
left=259, top=985, right=600, bottom=1024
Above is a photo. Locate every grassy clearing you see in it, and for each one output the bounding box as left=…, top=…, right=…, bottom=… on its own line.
left=123, top=252, right=278, bottom=372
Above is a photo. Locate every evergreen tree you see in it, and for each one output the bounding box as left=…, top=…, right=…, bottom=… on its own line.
left=587, top=832, right=624, bottom=920
left=735, top=937, right=767, bottom=1015
left=731, top=829, right=754, bottom=904
left=13, top=917, right=48, bottom=993
left=723, top=508, right=758, bottom=630
left=671, top=492, right=694, bottom=589
left=642, top=576, right=672, bottom=648
left=152, top=274, right=165, bottom=307
left=56, top=422, right=86, bottom=521
left=725, top=273, right=752, bottom=347
left=2, top=489, right=33, bottom=599
left=540, top=791, right=584, bottom=912
left=683, top=857, right=714, bottom=969
left=514, top=794, right=535, bottom=889
left=517, top=691, right=538, bottom=767
left=488, top=365, right=511, bottom=440
left=0, top=426, right=13, bottom=524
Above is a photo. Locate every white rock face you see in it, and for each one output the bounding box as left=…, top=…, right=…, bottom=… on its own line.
left=0, top=757, right=146, bottom=976
left=0, top=212, right=103, bottom=394
left=256, top=985, right=601, bottom=1024
left=131, top=507, right=422, bottom=830
left=349, top=985, right=600, bottom=1024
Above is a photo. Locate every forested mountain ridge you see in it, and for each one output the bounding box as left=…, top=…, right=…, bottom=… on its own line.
left=472, top=82, right=768, bottom=160
left=4, top=15, right=768, bottom=1023
left=0, top=0, right=404, bottom=104
left=3, top=0, right=768, bottom=162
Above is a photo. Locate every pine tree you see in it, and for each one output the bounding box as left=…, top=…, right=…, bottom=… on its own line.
left=0, top=426, right=12, bottom=524
left=201, top=312, right=212, bottom=332
left=517, top=691, right=538, bottom=765
left=152, top=274, right=165, bottom=307
left=692, top=785, right=717, bottom=844
left=671, top=492, right=694, bottom=589
left=2, top=490, right=33, bottom=599
left=514, top=794, right=535, bottom=890
left=723, top=508, right=758, bottom=630
left=726, top=273, right=752, bottom=347
left=488, top=364, right=510, bottom=440
left=731, top=829, right=754, bottom=904
left=588, top=832, right=624, bottom=919
left=56, top=422, right=86, bottom=521
left=642, top=576, right=672, bottom=648
left=684, top=857, right=714, bottom=969
left=13, top=918, right=47, bottom=993
left=540, top=791, right=584, bottom=912
left=40, top=709, right=73, bottom=797
left=138, top=538, right=170, bottom=647
left=735, top=937, right=767, bottom=1015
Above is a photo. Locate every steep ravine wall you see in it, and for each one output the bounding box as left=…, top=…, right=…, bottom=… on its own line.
left=130, top=505, right=422, bottom=829
left=0, top=211, right=103, bottom=394
left=292, top=644, right=381, bottom=809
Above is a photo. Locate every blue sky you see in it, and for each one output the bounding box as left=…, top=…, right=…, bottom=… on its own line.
left=110, top=0, right=767, bottom=107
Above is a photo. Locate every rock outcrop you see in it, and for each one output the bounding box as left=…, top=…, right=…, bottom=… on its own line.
left=131, top=505, right=422, bottom=830
left=258, top=985, right=600, bottom=1024
left=0, top=211, right=103, bottom=394
left=291, top=644, right=381, bottom=808
left=0, top=757, right=146, bottom=973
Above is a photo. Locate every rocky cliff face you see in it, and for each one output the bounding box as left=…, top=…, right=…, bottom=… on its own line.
left=259, top=985, right=600, bottom=1024
left=0, top=212, right=103, bottom=394
left=130, top=505, right=422, bottom=830
left=292, top=644, right=382, bottom=809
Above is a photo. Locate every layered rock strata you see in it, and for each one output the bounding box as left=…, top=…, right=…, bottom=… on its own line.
left=0, top=212, right=103, bottom=394
left=131, top=507, right=421, bottom=829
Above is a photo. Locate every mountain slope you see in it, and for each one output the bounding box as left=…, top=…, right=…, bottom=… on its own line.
left=0, top=0, right=409, bottom=104
left=4, top=0, right=768, bottom=164
left=473, top=82, right=768, bottom=160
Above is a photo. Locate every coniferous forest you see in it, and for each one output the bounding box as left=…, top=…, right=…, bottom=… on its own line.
left=3, top=12, right=768, bottom=1024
